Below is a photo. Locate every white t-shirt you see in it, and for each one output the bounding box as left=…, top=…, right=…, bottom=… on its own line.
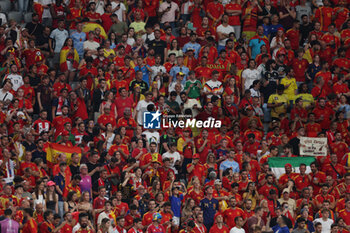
left=136, top=100, right=154, bottom=125
left=242, top=69, right=260, bottom=91
left=50, top=28, right=69, bottom=53
left=159, top=2, right=179, bottom=23
left=216, top=24, right=235, bottom=46
left=35, top=0, right=53, bottom=18
left=142, top=130, right=160, bottom=145
left=182, top=1, right=194, bottom=14
left=83, top=40, right=100, bottom=52
left=4, top=74, right=23, bottom=91
left=313, top=218, right=334, bottom=233
left=97, top=212, right=114, bottom=232
left=230, top=227, right=246, bottom=233
left=203, top=80, right=223, bottom=99
left=0, top=13, right=7, bottom=25
left=95, top=0, right=106, bottom=15
left=151, top=65, right=166, bottom=80
left=111, top=1, right=126, bottom=22
left=168, top=82, right=184, bottom=93
left=162, top=151, right=181, bottom=173
left=0, top=89, right=13, bottom=104
left=142, top=32, right=155, bottom=43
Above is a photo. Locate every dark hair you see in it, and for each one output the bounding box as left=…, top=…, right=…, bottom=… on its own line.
left=43, top=210, right=53, bottom=221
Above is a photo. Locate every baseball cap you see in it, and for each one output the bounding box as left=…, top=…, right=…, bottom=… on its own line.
left=47, top=181, right=56, bottom=186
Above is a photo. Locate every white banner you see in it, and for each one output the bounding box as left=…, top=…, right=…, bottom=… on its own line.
left=300, top=137, right=327, bottom=156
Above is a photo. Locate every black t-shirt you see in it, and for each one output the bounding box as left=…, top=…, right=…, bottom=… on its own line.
left=32, top=149, right=47, bottom=163
left=37, top=84, right=52, bottom=107
left=87, top=162, right=101, bottom=184
left=22, top=141, right=37, bottom=152
left=69, top=164, right=80, bottom=177
left=25, top=22, right=44, bottom=39
left=289, top=137, right=301, bottom=155
left=36, top=34, right=50, bottom=52
left=299, top=23, right=314, bottom=46
left=261, top=71, right=279, bottom=103
left=148, top=39, right=167, bottom=62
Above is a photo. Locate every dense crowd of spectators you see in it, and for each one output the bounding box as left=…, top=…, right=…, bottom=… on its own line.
left=0, top=0, right=349, bottom=232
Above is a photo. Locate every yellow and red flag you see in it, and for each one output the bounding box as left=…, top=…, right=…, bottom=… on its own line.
left=46, top=142, right=82, bottom=166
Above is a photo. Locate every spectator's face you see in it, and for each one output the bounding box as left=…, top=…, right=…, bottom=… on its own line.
left=154, top=31, right=161, bottom=39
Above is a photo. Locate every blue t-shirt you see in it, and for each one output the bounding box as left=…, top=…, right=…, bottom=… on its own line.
left=71, top=31, right=86, bottom=57
left=249, top=37, right=266, bottom=59
left=134, top=65, right=151, bottom=86
left=200, top=197, right=218, bottom=228
left=170, top=194, right=183, bottom=217
left=262, top=24, right=270, bottom=37
left=219, top=160, right=240, bottom=173
left=270, top=24, right=284, bottom=37
left=53, top=173, right=65, bottom=201
left=272, top=225, right=290, bottom=233
left=169, top=66, right=190, bottom=84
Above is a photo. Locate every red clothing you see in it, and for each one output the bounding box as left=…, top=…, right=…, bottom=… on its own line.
left=338, top=209, right=350, bottom=226
left=223, top=207, right=246, bottom=229
left=207, top=1, right=224, bottom=25
left=187, top=163, right=206, bottom=182
left=330, top=141, right=349, bottom=162
left=142, top=211, right=154, bottom=226
left=53, top=82, right=72, bottom=94
left=39, top=221, right=55, bottom=233
left=52, top=116, right=72, bottom=139
left=225, top=3, right=241, bottom=26
left=286, top=29, right=300, bottom=51
left=309, top=171, right=327, bottom=194
left=22, top=218, right=37, bottom=233
left=60, top=223, right=73, bottom=233
left=259, top=184, right=278, bottom=197
left=101, top=13, right=113, bottom=32
left=322, top=163, right=346, bottom=180
left=292, top=58, right=308, bottom=82
left=312, top=106, right=334, bottom=130
left=294, top=174, right=311, bottom=191
left=315, top=6, right=334, bottom=31
left=97, top=113, right=116, bottom=128
left=93, top=196, right=105, bottom=210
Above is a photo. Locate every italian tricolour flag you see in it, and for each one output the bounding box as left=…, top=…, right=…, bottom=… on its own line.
left=268, top=157, right=316, bottom=178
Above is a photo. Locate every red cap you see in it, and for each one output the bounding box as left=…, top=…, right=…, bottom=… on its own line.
left=184, top=127, right=192, bottom=132
left=193, top=153, right=200, bottom=159
left=277, top=27, right=285, bottom=32
left=47, top=181, right=56, bottom=186
left=285, top=163, right=292, bottom=168
left=62, top=130, right=69, bottom=136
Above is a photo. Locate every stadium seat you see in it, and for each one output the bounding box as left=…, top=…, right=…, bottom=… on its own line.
left=24, top=12, right=31, bottom=23
left=8, top=11, right=22, bottom=23
left=0, top=1, right=11, bottom=12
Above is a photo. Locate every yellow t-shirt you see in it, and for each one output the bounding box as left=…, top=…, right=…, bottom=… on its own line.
left=280, top=77, right=297, bottom=101
left=129, top=21, right=146, bottom=33
left=103, top=49, right=116, bottom=58
left=295, top=93, right=315, bottom=109
left=268, top=93, right=288, bottom=118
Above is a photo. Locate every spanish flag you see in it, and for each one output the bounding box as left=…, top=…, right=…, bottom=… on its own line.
left=46, top=142, right=82, bottom=166
left=33, top=3, right=43, bottom=23
left=59, top=46, right=80, bottom=72
left=82, top=22, right=108, bottom=39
